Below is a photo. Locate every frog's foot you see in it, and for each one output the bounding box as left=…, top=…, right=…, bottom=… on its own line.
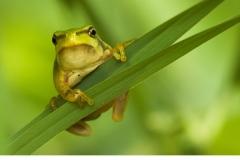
left=64, top=88, right=94, bottom=106
left=112, top=91, right=129, bottom=122
left=66, top=120, right=92, bottom=136
left=46, top=95, right=61, bottom=110
left=111, top=38, right=136, bottom=62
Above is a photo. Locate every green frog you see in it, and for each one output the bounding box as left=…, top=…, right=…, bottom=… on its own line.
left=49, top=25, right=134, bottom=136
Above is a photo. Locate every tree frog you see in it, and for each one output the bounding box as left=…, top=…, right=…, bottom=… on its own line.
left=49, top=25, right=134, bottom=136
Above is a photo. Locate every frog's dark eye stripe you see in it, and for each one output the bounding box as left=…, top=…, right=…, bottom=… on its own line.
left=52, top=34, right=57, bottom=45
left=87, top=26, right=97, bottom=38
left=52, top=34, right=66, bottom=46
left=76, top=30, right=85, bottom=36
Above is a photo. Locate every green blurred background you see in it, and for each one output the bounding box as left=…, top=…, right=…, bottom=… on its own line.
left=0, top=0, right=240, bottom=155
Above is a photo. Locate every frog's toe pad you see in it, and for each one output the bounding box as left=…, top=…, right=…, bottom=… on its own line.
left=66, top=121, right=92, bottom=136
left=112, top=114, right=124, bottom=122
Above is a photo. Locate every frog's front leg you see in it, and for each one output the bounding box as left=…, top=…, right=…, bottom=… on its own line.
left=61, top=87, right=93, bottom=106
left=106, top=38, right=135, bottom=61
left=49, top=85, right=93, bottom=111
left=53, top=68, right=93, bottom=109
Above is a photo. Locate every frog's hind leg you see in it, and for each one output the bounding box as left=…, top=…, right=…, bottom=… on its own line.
left=112, top=91, right=129, bottom=122
left=83, top=92, right=129, bottom=123
left=82, top=100, right=114, bottom=121
left=67, top=102, right=114, bottom=136
left=66, top=92, right=129, bottom=136
left=66, top=121, right=92, bottom=136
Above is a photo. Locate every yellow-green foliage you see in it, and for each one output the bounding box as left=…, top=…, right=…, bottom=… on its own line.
left=0, top=0, right=240, bottom=155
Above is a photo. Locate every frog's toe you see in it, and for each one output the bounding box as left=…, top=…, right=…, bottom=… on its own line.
left=112, top=52, right=120, bottom=60
left=112, top=91, right=129, bottom=122
left=75, top=89, right=94, bottom=105
left=66, top=121, right=92, bottom=136
left=47, top=96, right=60, bottom=110
left=120, top=55, right=127, bottom=61
left=86, top=98, right=94, bottom=105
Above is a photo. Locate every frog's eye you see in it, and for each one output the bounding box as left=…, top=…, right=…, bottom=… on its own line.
left=88, top=27, right=97, bottom=38
left=52, top=35, right=57, bottom=45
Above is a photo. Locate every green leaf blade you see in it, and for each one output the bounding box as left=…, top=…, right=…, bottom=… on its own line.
left=79, top=0, right=224, bottom=91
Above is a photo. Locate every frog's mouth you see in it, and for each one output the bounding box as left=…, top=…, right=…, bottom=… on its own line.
left=58, top=44, right=100, bottom=69
left=59, top=44, right=95, bottom=55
